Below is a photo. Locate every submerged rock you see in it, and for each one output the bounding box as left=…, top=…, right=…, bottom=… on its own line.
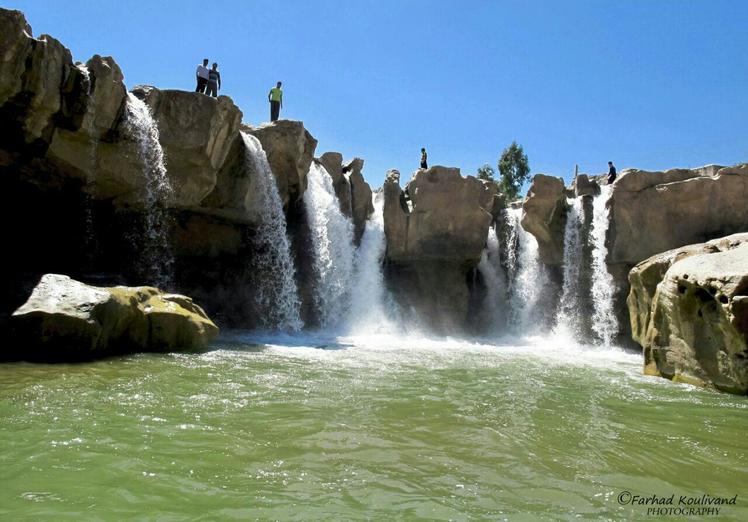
left=8, top=274, right=218, bottom=361
left=628, top=234, right=748, bottom=394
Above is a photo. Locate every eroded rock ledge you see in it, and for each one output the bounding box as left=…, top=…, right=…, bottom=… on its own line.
left=628, top=234, right=748, bottom=394
left=383, top=167, right=499, bottom=331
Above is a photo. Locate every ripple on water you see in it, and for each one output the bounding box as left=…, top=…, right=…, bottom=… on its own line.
left=0, top=333, right=746, bottom=519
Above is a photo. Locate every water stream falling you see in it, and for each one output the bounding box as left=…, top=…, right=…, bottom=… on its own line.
left=590, top=185, right=618, bottom=345
left=346, top=191, right=393, bottom=334
left=506, top=207, right=549, bottom=334
left=554, top=197, right=583, bottom=339
left=304, top=162, right=356, bottom=328
left=124, top=92, right=174, bottom=288
left=477, top=224, right=508, bottom=333
left=242, top=132, right=303, bottom=331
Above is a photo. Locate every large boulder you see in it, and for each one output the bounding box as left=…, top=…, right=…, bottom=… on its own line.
left=133, top=86, right=243, bottom=207
left=521, top=174, right=567, bottom=266
left=8, top=274, right=218, bottom=361
left=383, top=167, right=496, bottom=331
left=628, top=234, right=748, bottom=394
left=244, top=120, right=317, bottom=208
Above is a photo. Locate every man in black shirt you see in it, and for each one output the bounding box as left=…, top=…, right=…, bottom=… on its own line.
left=206, top=63, right=221, bottom=97
left=607, top=161, right=617, bottom=184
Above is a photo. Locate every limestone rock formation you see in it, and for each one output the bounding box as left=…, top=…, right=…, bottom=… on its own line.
left=628, top=234, right=748, bottom=394
left=572, top=174, right=600, bottom=197
left=318, top=152, right=352, bottom=216
left=383, top=167, right=497, bottom=331
left=521, top=174, right=567, bottom=266
left=244, top=120, right=317, bottom=208
left=608, top=165, right=748, bottom=265
left=8, top=274, right=218, bottom=361
left=134, top=85, right=243, bottom=207
left=344, top=157, right=374, bottom=244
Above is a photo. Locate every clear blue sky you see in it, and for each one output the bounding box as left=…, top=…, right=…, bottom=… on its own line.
left=5, top=0, right=748, bottom=189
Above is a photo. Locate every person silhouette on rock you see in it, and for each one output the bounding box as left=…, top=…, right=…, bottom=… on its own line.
left=607, top=161, right=617, bottom=184
left=206, top=63, right=221, bottom=97
left=269, top=81, right=283, bottom=121
left=420, top=148, right=428, bottom=169
left=195, top=58, right=209, bottom=94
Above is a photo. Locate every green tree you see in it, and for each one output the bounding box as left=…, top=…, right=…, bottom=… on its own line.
left=476, top=164, right=495, bottom=182
left=497, top=141, right=530, bottom=199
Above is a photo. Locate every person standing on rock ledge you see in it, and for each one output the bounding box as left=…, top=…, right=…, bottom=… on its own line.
left=607, top=161, right=617, bottom=184
left=195, top=58, right=210, bottom=94
left=206, top=63, right=221, bottom=97
left=269, top=81, right=283, bottom=121
left=420, top=148, right=428, bottom=169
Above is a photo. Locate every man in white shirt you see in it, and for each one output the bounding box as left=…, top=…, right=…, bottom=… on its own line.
left=195, top=59, right=210, bottom=94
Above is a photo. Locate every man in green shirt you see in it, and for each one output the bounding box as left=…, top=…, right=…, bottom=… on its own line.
left=268, top=81, right=283, bottom=121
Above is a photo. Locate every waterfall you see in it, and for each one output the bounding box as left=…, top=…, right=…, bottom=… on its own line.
left=506, top=207, right=548, bottom=334
left=304, top=162, right=356, bottom=328
left=590, top=185, right=618, bottom=345
left=346, top=191, right=393, bottom=333
left=124, top=92, right=174, bottom=288
left=242, top=132, right=303, bottom=331
left=477, top=224, right=508, bottom=333
left=554, top=197, right=583, bottom=339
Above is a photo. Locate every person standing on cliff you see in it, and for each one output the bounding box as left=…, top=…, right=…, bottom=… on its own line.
left=195, top=59, right=210, bottom=94
left=269, top=82, right=283, bottom=121
left=206, top=63, right=221, bottom=97
left=420, top=148, right=428, bottom=169
left=607, top=161, right=617, bottom=184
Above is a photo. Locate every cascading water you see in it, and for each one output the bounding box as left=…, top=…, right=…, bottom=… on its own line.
left=304, top=162, right=356, bottom=328
left=477, top=224, right=508, bottom=333
left=554, top=197, right=583, bottom=339
left=124, top=92, right=174, bottom=288
left=346, top=191, right=393, bottom=334
left=590, top=185, right=618, bottom=345
left=506, top=207, right=549, bottom=334
left=242, top=132, right=303, bottom=331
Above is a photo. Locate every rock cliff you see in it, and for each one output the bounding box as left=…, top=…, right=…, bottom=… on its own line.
left=383, top=167, right=498, bottom=331
left=628, top=234, right=748, bottom=394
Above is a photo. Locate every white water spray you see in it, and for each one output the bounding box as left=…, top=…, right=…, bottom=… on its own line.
left=304, top=162, right=356, bottom=328
left=242, top=132, right=303, bottom=331
left=554, top=198, right=583, bottom=339
left=124, top=92, right=173, bottom=287
left=506, top=208, right=549, bottom=334
left=477, top=225, right=508, bottom=333
left=590, top=185, right=618, bottom=345
left=346, top=192, right=393, bottom=333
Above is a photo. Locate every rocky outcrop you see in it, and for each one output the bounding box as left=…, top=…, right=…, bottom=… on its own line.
left=608, top=165, right=748, bottom=265
left=8, top=274, right=218, bottom=361
left=628, top=234, right=748, bottom=394
left=573, top=174, right=600, bottom=197
left=521, top=174, right=567, bottom=266
left=383, top=167, right=497, bottom=331
left=131, top=86, right=243, bottom=207
left=344, top=158, right=374, bottom=244
left=316, top=153, right=374, bottom=244
left=244, top=120, right=317, bottom=208
left=318, top=151, right=352, bottom=216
